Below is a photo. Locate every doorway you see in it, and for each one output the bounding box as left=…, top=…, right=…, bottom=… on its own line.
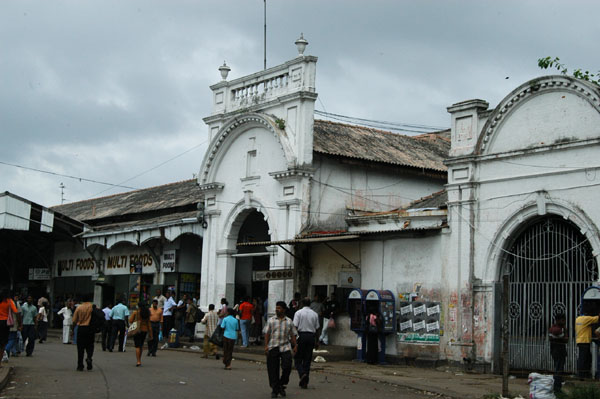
left=235, top=210, right=270, bottom=304
left=500, top=216, right=598, bottom=373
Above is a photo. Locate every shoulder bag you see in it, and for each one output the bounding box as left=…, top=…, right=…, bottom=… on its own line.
left=127, top=312, right=140, bottom=336
left=6, top=300, right=15, bottom=327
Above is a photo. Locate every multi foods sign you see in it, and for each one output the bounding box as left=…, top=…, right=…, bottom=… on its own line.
left=55, top=250, right=155, bottom=277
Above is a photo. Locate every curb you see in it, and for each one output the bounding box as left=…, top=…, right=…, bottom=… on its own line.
left=0, top=366, right=13, bottom=393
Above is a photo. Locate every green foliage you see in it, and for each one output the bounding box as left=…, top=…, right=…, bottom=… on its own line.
left=538, top=56, right=599, bottom=85
left=564, top=384, right=600, bottom=399
left=275, top=118, right=285, bottom=130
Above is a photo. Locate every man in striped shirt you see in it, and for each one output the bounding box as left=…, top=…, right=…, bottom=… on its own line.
left=201, top=304, right=219, bottom=359
left=264, top=301, right=298, bottom=398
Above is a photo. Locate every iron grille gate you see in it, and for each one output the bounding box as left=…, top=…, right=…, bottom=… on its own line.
left=502, top=217, right=598, bottom=373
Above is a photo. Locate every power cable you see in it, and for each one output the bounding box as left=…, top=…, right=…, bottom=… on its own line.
left=88, top=140, right=208, bottom=199
left=315, top=110, right=448, bottom=134
left=0, top=160, right=138, bottom=190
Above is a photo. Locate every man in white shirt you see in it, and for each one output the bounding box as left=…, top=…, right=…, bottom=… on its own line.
left=101, top=303, right=112, bottom=351
left=293, top=297, right=320, bottom=390
left=153, top=289, right=166, bottom=310
left=57, top=301, right=74, bottom=344
left=162, top=291, right=176, bottom=339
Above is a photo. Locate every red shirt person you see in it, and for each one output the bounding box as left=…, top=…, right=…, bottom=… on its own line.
left=238, top=298, right=255, bottom=347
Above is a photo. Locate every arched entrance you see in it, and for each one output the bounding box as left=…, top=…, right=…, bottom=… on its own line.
left=501, top=215, right=598, bottom=372
left=234, top=210, right=271, bottom=304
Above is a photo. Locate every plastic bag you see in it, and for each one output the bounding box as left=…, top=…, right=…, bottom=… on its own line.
left=528, top=372, right=555, bottom=399
left=159, top=329, right=163, bottom=342
left=209, top=325, right=224, bottom=347
left=327, top=318, right=336, bottom=329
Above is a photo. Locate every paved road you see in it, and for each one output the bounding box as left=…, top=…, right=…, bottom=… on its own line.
left=1, top=338, right=442, bottom=399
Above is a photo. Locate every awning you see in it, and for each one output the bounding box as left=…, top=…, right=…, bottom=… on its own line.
left=236, top=234, right=360, bottom=247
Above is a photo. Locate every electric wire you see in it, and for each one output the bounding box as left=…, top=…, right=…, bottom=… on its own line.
left=0, top=160, right=138, bottom=190
left=87, top=140, right=208, bottom=200
left=315, top=109, right=448, bottom=134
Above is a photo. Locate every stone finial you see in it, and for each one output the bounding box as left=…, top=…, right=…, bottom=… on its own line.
left=218, top=61, right=231, bottom=81
left=295, top=33, right=308, bottom=57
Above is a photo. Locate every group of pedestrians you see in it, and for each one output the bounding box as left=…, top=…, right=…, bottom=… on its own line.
left=0, top=291, right=54, bottom=363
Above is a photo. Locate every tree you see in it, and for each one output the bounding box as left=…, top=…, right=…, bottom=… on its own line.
left=538, top=56, right=599, bottom=85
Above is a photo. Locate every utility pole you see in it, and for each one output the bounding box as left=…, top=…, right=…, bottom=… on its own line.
left=60, top=182, right=66, bottom=204
left=502, top=273, right=509, bottom=396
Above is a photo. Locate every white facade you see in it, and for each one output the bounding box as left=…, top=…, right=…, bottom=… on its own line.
left=445, top=76, right=600, bottom=369
left=197, top=47, right=448, bottom=319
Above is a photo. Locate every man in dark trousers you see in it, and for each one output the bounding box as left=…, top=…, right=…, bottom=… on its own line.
left=72, top=301, right=95, bottom=371
left=575, top=304, right=599, bottom=378
left=108, top=297, right=129, bottom=352
left=264, top=301, right=297, bottom=398
left=293, top=297, right=320, bottom=389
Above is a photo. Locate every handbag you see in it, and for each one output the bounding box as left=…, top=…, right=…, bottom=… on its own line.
left=327, top=317, right=336, bottom=329
left=127, top=312, right=140, bottom=336
left=6, top=302, right=14, bottom=327
left=209, top=325, right=224, bottom=347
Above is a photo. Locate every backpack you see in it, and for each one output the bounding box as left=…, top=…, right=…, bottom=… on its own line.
left=90, top=307, right=106, bottom=333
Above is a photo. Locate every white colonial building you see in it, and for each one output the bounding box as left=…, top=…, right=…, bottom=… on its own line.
left=42, top=37, right=600, bottom=373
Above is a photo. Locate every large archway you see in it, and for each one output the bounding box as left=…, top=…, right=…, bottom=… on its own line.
left=233, top=209, right=271, bottom=304
left=501, top=215, right=598, bottom=373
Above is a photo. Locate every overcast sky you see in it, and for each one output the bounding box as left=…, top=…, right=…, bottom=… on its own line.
left=2, top=0, right=599, bottom=208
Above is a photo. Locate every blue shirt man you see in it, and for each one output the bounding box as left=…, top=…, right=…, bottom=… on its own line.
left=221, top=314, right=239, bottom=340
left=108, top=301, right=129, bottom=352
left=110, top=302, right=130, bottom=320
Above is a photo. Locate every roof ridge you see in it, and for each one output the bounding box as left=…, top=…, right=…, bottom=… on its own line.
left=314, top=119, right=449, bottom=139
left=51, top=178, right=198, bottom=209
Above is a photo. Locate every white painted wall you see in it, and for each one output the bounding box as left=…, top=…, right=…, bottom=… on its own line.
left=445, top=75, right=600, bottom=367
left=310, top=155, right=445, bottom=230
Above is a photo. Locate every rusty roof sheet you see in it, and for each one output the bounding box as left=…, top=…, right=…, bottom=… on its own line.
left=313, top=120, right=450, bottom=172
left=406, top=189, right=447, bottom=210
left=51, top=179, right=201, bottom=223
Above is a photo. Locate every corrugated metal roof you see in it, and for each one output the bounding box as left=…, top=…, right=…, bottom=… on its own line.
left=313, top=120, right=450, bottom=172
left=51, top=179, right=201, bottom=223
left=406, top=189, right=447, bottom=210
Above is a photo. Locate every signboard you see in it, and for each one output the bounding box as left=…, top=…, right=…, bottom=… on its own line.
left=252, top=269, right=294, bottom=282
left=338, top=271, right=360, bottom=288
left=29, top=268, right=51, bottom=280
left=162, top=250, right=176, bottom=272
left=55, top=248, right=155, bottom=277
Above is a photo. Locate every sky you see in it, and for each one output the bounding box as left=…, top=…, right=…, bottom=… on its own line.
left=2, top=0, right=599, bottom=208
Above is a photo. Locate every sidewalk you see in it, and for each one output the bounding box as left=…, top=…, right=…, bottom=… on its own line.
left=44, top=328, right=528, bottom=398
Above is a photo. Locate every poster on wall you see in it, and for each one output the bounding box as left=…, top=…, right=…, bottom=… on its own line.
left=397, top=301, right=442, bottom=345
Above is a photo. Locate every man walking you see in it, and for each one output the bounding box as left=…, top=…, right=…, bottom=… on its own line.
left=201, top=304, right=219, bottom=358
left=20, top=296, right=37, bottom=357
left=109, top=298, right=129, bottom=352
left=101, top=303, right=112, bottom=351
left=162, top=291, right=176, bottom=339
left=293, top=297, right=320, bottom=389
left=72, top=301, right=95, bottom=371
left=265, top=301, right=298, bottom=398
left=239, top=297, right=254, bottom=347
left=148, top=299, right=163, bottom=356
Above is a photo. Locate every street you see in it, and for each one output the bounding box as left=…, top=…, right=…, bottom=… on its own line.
left=1, top=336, right=445, bottom=399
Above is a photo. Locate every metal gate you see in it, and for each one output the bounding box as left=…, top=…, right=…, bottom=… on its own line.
left=502, top=216, right=598, bottom=373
